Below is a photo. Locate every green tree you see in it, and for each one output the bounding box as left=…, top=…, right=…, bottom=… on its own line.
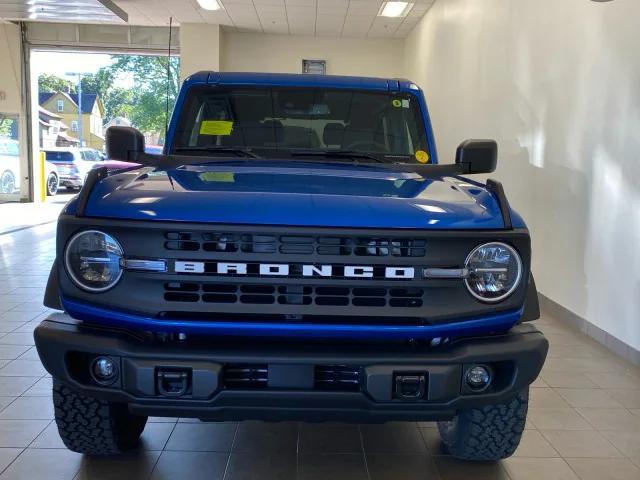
left=38, top=73, right=73, bottom=94
left=107, top=55, right=180, bottom=143
left=79, top=70, right=133, bottom=123
left=80, top=69, right=113, bottom=96
left=102, top=87, right=135, bottom=122
left=37, top=55, right=180, bottom=144
left=0, top=117, right=13, bottom=137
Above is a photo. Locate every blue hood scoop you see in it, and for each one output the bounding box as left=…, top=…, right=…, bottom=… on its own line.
left=83, top=162, right=506, bottom=230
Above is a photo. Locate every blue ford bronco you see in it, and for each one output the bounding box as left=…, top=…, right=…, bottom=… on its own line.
left=35, top=72, right=547, bottom=460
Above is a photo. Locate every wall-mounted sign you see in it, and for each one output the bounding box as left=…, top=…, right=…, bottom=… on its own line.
left=302, top=59, right=326, bottom=75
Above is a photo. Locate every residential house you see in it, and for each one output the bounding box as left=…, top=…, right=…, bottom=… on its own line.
left=39, top=92, right=105, bottom=150
left=104, top=116, right=131, bottom=129
left=38, top=106, right=79, bottom=148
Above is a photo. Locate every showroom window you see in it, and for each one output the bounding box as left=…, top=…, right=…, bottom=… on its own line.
left=0, top=114, right=21, bottom=201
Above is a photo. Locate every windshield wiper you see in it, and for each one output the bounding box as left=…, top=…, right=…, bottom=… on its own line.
left=173, top=146, right=261, bottom=159
left=290, top=149, right=393, bottom=164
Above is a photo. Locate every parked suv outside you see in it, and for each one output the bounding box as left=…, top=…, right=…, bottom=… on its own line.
left=0, top=138, right=59, bottom=196
left=35, top=72, right=547, bottom=461
left=43, top=147, right=101, bottom=191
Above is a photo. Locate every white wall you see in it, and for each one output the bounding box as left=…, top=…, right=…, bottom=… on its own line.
left=221, top=31, right=404, bottom=77
left=405, top=0, right=640, bottom=350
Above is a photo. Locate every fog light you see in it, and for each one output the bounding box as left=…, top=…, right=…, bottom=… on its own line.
left=91, top=356, right=117, bottom=384
left=465, top=365, right=491, bottom=390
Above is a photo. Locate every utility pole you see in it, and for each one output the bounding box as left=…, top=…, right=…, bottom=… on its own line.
left=77, top=74, right=83, bottom=147
left=66, top=72, right=89, bottom=147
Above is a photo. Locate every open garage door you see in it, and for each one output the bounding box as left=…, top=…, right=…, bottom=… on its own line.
left=24, top=22, right=179, bottom=203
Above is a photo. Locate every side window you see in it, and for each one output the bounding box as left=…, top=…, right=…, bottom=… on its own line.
left=57, top=99, right=64, bottom=112
left=71, top=121, right=78, bottom=132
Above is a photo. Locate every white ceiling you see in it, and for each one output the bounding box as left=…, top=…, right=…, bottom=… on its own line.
left=0, top=0, right=128, bottom=23
left=0, top=0, right=434, bottom=38
left=112, top=0, right=435, bottom=38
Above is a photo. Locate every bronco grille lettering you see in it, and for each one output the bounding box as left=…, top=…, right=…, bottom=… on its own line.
left=172, top=261, right=416, bottom=280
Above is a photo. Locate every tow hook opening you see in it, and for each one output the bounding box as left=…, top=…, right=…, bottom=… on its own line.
left=156, top=368, right=192, bottom=397
left=393, top=372, right=427, bottom=400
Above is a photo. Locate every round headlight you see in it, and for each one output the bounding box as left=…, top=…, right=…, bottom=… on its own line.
left=64, top=230, right=124, bottom=292
left=464, top=242, right=522, bottom=302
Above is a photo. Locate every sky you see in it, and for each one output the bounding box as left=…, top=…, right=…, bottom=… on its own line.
left=31, top=51, right=134, bottom=89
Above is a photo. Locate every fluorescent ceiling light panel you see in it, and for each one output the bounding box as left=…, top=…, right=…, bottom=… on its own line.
left=378, top=2, right=414, bottom=18
left=197, top=0, right=222, bottom=11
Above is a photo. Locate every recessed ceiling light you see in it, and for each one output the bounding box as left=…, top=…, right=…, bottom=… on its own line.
left=197, top=0, right=222, bottom=11
left=378, top=2, right=414, bottom=18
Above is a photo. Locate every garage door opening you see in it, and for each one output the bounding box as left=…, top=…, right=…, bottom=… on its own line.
left=31, top=49, right=180, bottom=203
left=2, top=46, right=179, bottom=228
left=30, top=49, right=179, bottom=202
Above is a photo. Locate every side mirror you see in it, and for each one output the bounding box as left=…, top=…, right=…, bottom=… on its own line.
left=455, top=139, right=497, bottom=174
left=106, top=126, right=145, bottom=162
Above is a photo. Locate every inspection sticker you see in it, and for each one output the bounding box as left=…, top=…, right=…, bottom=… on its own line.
left=200, top=120, right=234, bottom=136
left=199, top=172, right=235, bottom=183
left=415, top=150, right=430, bottom=164
left=392, top=99, right=402, bottom=108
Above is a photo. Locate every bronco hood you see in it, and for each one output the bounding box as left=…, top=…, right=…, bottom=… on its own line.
left=79, top=162, right=509, bottom=229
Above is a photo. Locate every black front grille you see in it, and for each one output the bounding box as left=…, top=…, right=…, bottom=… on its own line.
left=164, top=282, right=424, bottom=308
left=165, top=231, right=426, bottom=257
left=59, top=219, right=531, bottom=328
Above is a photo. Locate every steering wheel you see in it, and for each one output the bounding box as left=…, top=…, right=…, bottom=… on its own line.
left=343, top=140, right=388, bottom=152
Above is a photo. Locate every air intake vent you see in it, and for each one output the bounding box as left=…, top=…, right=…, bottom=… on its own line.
left=164, top=283, right=424, bottom=308
left=164, top=231, right=426, bottom=257
left=223, top=364, right=268, bottom=389
left=314, top=365, right=361, bottom=391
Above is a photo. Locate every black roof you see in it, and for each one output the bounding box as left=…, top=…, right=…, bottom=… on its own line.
left=39, top=92, right=98, bottom=114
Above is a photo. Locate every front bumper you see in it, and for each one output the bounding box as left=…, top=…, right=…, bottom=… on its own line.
left=59, top=176, right=83, bottom=188
left=35, top=314, right=548, bottom=422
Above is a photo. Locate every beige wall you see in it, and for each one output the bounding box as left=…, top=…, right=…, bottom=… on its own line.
left=405, top=0, right=640, bottom=350
left=0, top=22, right=32, bottom=201
left=179, top=23, right=220, bottom=81
left=220, top=31, right=404, bottom=77
left=0, top=22, right=22, bottom=114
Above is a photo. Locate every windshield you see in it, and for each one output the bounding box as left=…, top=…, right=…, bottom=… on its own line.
left=172, top=86, right=431, bottom=163
left=81, top=149, right=102, bottom=162
left=45, top=151, right=74, bottom=163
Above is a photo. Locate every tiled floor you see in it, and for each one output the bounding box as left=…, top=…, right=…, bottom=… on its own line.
left=0, top=193, right=74, bottom=235
left=1, top=221, right=640, bottom=479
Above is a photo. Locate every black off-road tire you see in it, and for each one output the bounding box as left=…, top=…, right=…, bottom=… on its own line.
left=437, top=388, right=529, bottom=461
left=53, top=380, right=148, bottom=456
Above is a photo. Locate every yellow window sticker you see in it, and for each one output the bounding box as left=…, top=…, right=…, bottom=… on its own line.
left=392, top=99, right=402, bottom=108
left=199, top=172, right=235, bottom=183
left=200, top=120, right=234, bottom=136
left=415, top=150, right=430, bottom=164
